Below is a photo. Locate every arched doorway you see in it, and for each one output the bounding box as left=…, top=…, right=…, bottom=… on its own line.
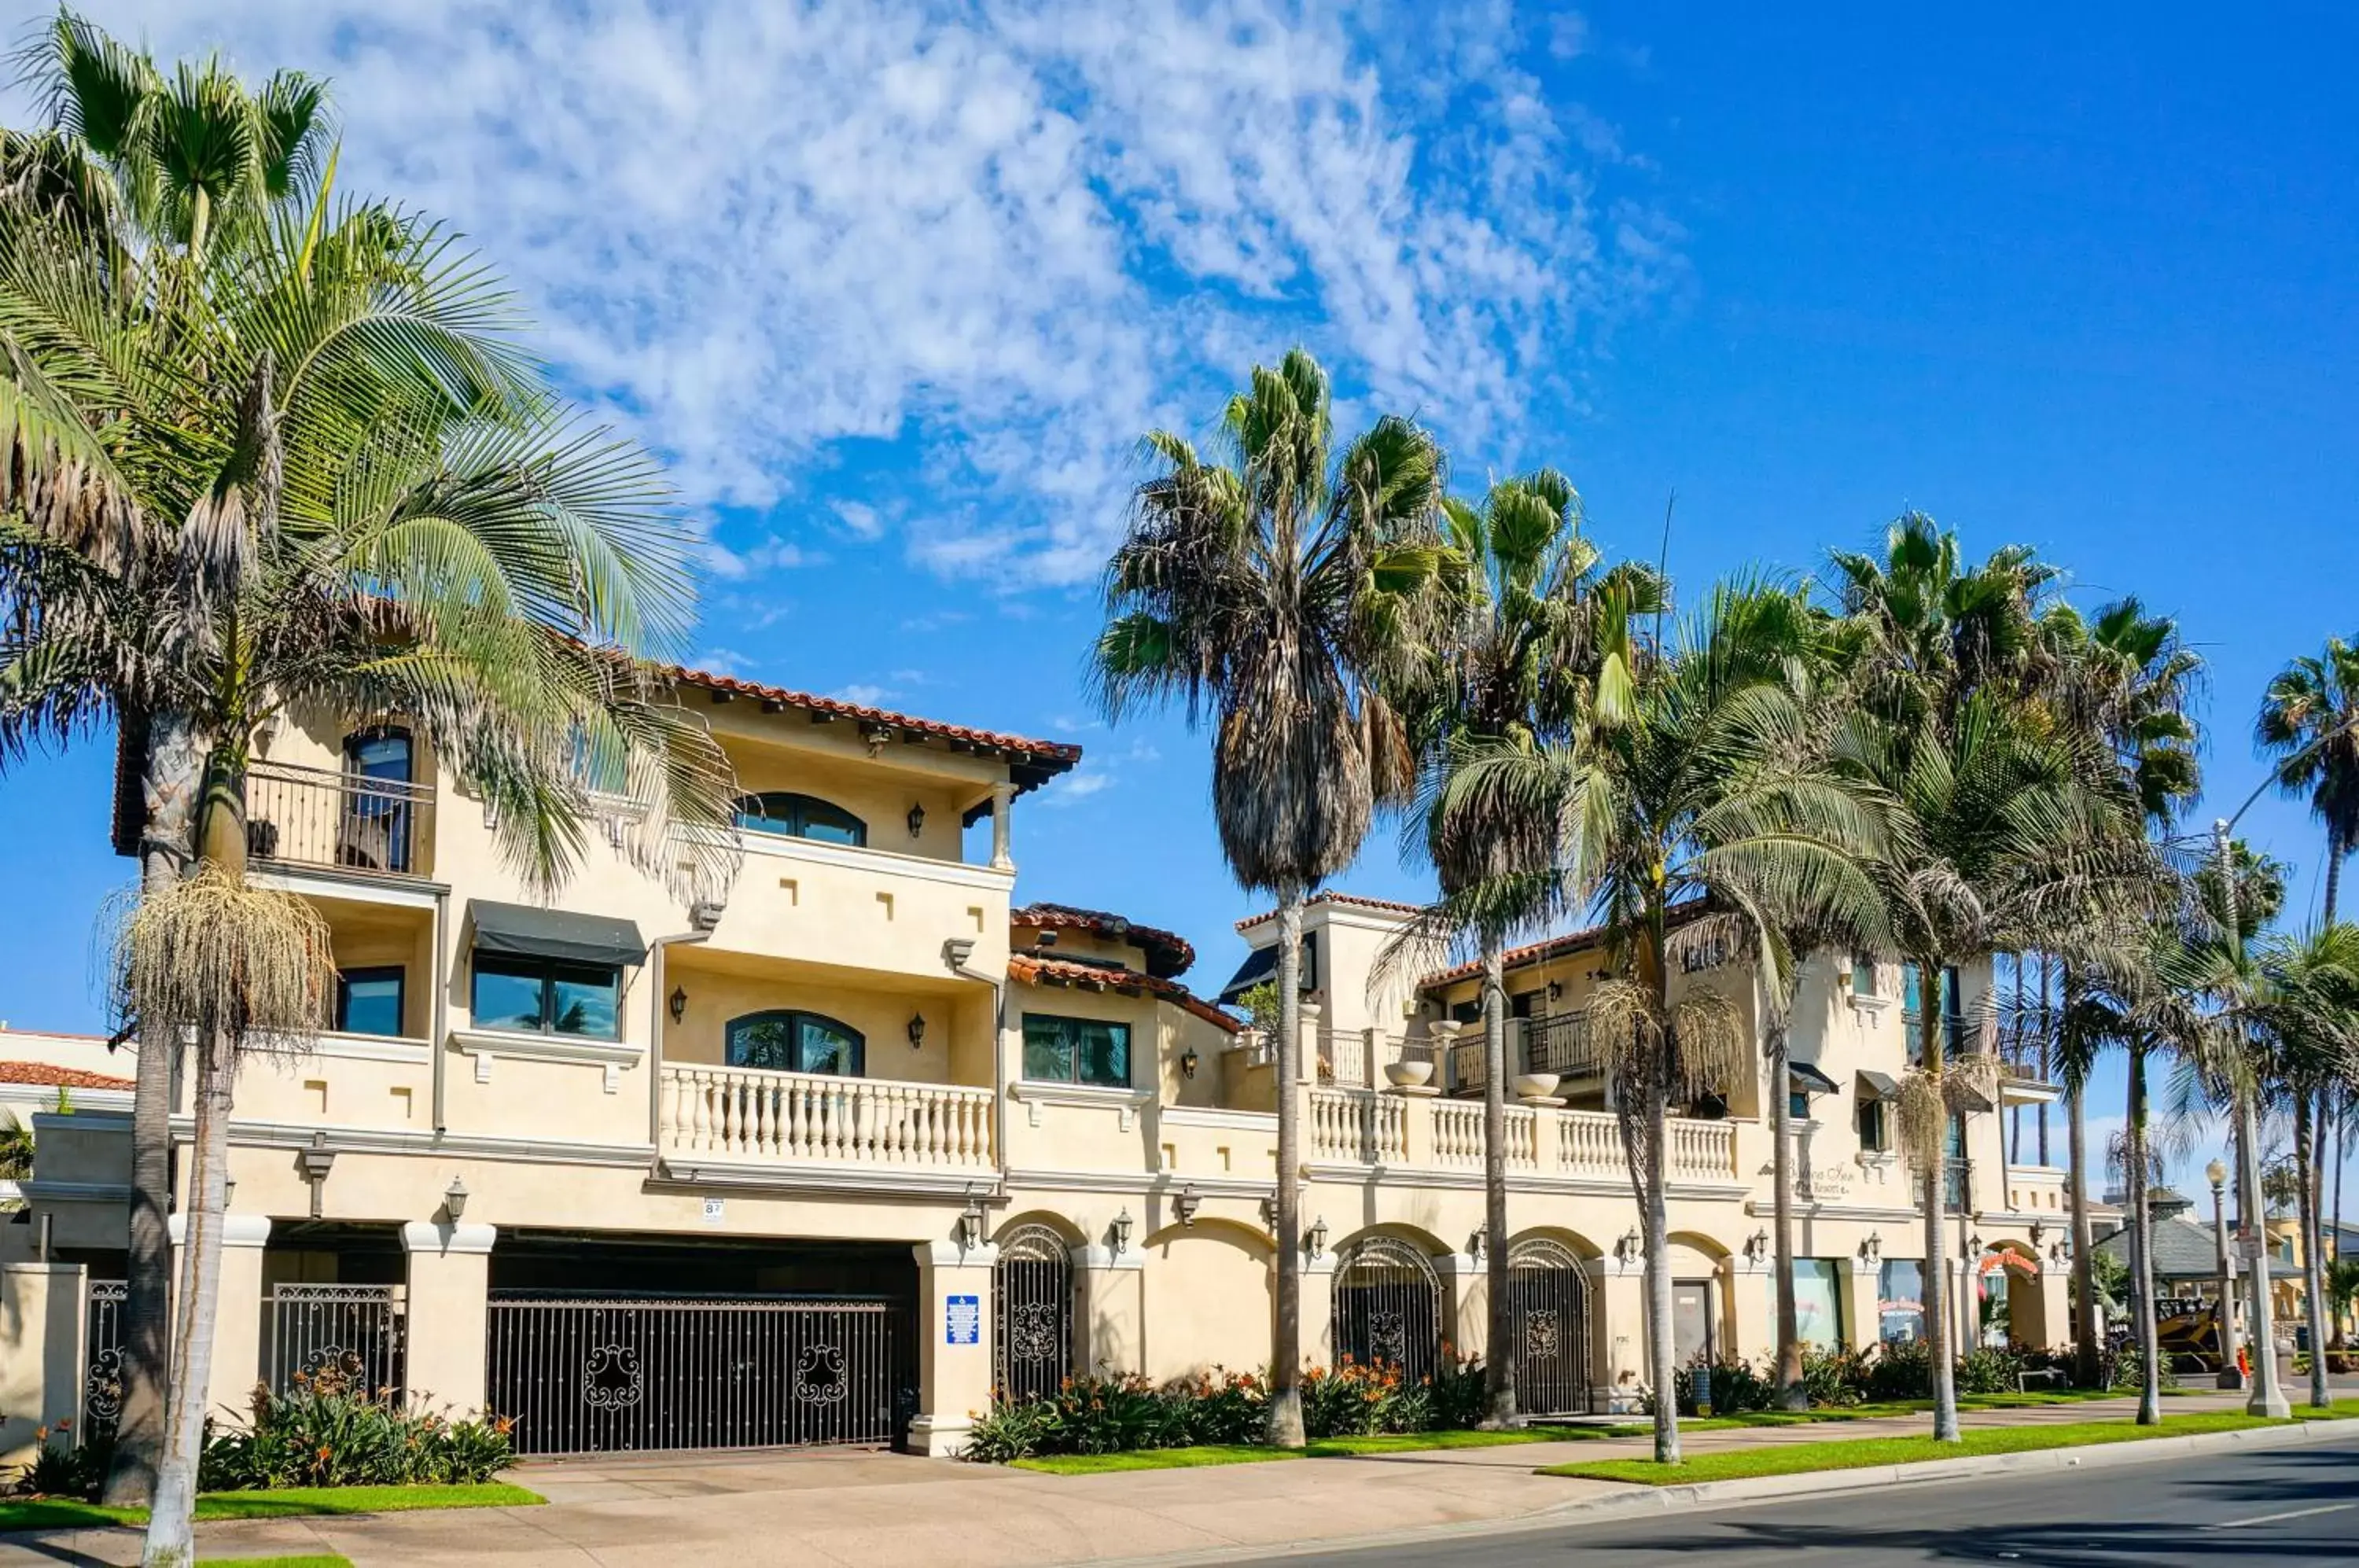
left=1507, top=1238, right=1592, bottom=1415
left=993, top=1224, right=1074, bottom=1402
left=1331, top=1236, right=1443, bottom=1381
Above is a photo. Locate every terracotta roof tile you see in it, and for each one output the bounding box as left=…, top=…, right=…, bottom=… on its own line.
left=1419, top=899, right=1710, bottom=988
left=672, top=666, right=1081, bottom=769
left=1013, top=903, right=1195, bottom=979
left=1234, top=890, right=1425, bottom=933
left=0, top=1060, right=134, bottom=1091
left=1007, top=953, right=1242, bottom=1035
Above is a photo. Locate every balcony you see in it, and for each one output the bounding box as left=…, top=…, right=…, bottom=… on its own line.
left=1304, top=1085, right=1738, bottom=1187
left=657, top=1063, right=995, bottom=1191
left=1444, top=1011, right=1605, bottom=1093
left=246, top=760, right=434, bottom=878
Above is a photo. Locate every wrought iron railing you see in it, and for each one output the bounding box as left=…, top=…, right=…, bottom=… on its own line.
left=1449, top=1011, right=1601, bottom=1091
left=269, top=1283, right=406, bottom=1396
left=83, top=1279, right=126, bottom=1437
left=245, top=759, right=434, bottom=876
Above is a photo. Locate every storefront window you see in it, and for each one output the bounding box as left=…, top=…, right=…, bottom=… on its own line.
left=1879, top=1258, right=1926, bottom=1342
left=1767, top=1259, right=1847, bottom=1348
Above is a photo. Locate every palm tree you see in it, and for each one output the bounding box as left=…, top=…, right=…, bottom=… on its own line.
left=1391, top=469, right=1651, bottom=1426
left=1431, top=579, right=1883, bottom=1463
left=1093, top=348, right=1451, bottom=1448
left=2039, top=597, right=2203, bottom=1386
left=1833, top=693, right=2156, bottom=1441
left=2251, top=923, right=2359, bottom=1411
left=3, top=14, right=342, bottom=1504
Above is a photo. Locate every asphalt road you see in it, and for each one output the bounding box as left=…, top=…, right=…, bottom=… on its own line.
left=1255, top=1439, right=2359, bottom=1566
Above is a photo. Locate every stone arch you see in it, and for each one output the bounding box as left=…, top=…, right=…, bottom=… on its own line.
left=1983, top=1239, right=2045, bottom=1349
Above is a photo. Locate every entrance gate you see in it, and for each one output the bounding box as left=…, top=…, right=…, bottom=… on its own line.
left=486, top=1294, right=902, bottom=1455
left=270, top=1283, right=407, bottom=1396
left=1506, top=1239, right=1592, bottom=1415
left=83, top=1279, right=126, bottom=1435
left=992, top=1224, right=1073, bottom=1403
left=1330, top=1237, right=1443, bottom=1381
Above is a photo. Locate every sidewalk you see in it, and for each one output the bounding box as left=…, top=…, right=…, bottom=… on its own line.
left=0, top=1389, right=2297, bottom=1567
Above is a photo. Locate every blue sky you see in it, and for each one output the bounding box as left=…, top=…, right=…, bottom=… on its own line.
left=4, top=3, right=2355, bottom=1193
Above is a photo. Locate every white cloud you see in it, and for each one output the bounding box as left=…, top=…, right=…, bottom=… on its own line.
left=53, top=2, right=1671, bottom=585
left=1036, top=767, right=1115, bottom=807
left=836, top=683, right=899, bottom=706
left=704, top=535, right=815, bottom=580
left=693, top=646, right=754, bottom=677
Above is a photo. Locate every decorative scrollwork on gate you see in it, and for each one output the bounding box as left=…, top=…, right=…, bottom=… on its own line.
left=994, top=1222, right=1076, bottom=1403
left=83, top=1347, right=124, bottom=1426
left=1331, top=1236, right=1443, bottom=1382
left=794, top=1343, right=848, bottom=1404
left=1506, top=1237, right=1592, bottom=1415
left=1522, top=1308, right=1560, bottom=1361
left=583, top=1345, right=645, bottom=1409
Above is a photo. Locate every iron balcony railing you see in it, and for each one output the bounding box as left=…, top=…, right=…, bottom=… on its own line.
left=1448, top=1011, right=1605, bottom=1092
left=1899, top=1010, right=1969, bottom=1065
left=245, top=759, right=434, bottom=877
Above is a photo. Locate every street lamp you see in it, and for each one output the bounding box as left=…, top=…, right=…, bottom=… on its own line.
left=2208, top=1158, right=2245, bottom=1389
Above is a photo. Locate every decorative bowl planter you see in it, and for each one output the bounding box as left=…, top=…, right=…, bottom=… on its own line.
left=1512, top=1072, right=1562, bottom=1102
left=1383, top=1059, right=1436, bottom=1089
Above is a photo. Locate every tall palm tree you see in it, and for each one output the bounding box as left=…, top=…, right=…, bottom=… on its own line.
left=1834, top=694, right=2156, bottom=1441
left=1392, top=469, right=1651, bottom=1426
left=2040, top=597, right=2203, bottom=1386
left=1093, top=348, right=1451, bottom=1448
left=1432, top=579, right=1884, bottom=1463
left=2, top=13, right=341, bottom=1503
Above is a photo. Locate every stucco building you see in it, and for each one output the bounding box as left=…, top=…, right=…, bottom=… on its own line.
left=3, top=675, right=2069, bottom=1463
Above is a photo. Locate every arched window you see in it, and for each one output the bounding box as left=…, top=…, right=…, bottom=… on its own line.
left=726, top=1010, right=865, bottom=1076
left=732, top=791, right=867, bottom=847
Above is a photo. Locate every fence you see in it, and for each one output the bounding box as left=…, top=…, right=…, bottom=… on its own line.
left=82, top=1279, right=126, bottom=1436
left=245, top=759, right=434, bottom=876
left=268, top=1283, right=407, bottom=1397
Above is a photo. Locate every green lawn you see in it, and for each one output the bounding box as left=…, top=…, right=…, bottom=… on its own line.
left=1539, top=1407, right=2353, bottom=1485
left=1010, top=1423, right=1617, bottom=1474
left=0, top=1483, right=543, bottom=1533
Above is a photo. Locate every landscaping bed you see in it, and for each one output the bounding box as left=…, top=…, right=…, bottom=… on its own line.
left=0, top=1482, right=543, bottom=1533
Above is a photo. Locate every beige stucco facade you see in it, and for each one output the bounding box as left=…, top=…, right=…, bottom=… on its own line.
left=7, top=677, right=2070, bottom=1463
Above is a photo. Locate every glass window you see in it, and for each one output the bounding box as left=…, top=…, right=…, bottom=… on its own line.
left=1857, top=1099, right=1890, bottom=1152
left=336, top=966, right=406, bottom=1037
left=1879, top=1259, right=1926, bottom=1342
left=726, top=1010, right=864, bottom=1075
left=470, top=953, right=622, bottom=1040
left=732, top=792, right=867, bottom=847
left=1852, top=954, right=1877, bottom=996
left=1770, top=1259, right=1846, bottom=1349
left=1789, top=1090, right=1811, bottom=1121
left=1021, top=1014, right=1131, bottom=1088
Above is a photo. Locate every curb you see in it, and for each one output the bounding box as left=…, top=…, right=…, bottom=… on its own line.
left=1106, top=1416, right=2354, bottom=1566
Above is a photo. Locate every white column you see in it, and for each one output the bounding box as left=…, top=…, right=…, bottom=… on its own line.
left=1434, top=1250, right=1485, bottom=1365
left=401, top=1222, right=496, bottom=1415
left=171, top=1213, right=271, bottom=1419
left=1595, top=1253, right=1646, bottom=1413
left=1073, top=1242, right=1146, bottom=1375
left=1843, top=1250, right=1881, bottom=1352
left=988, top=782, right=1014, bottom=871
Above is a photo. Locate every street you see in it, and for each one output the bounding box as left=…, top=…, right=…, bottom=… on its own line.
left=1255, top=1439, right=2359, bottom=1566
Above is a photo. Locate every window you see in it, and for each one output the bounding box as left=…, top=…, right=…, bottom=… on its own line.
left=726, top=1010, right=864, bottom=1075
left=1766, top=1260, right=1846, bottom=1349
left=1879, top=1259, right=1926, bottom=1342
left=732, top=791, right=867, bottom=847
left=336, top=966, right=406, bottom=1037
left=1857, top=1098, right=1890, bottom=1153
left=1851, top=953, right=1877, bottom=996
left=1789, top=1090, right=1811, bottom=1121
left=1022, top=1014, right=1131, bottom=1088
left=1900, top=963, right=1964, bottom=1062
left=470, top=953, right=621, bottom=1039
left=1450, top=998, right=1483, bottom=1025
left=340, top=727, right=416, bottom=872
left=1510, top=989, right=1540, bottom=1020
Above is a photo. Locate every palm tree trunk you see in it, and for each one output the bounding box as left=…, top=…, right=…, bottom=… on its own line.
left=1479, top=943, right=1517, bottom=1427
left=106, top=710, right=201, bottom=1507
left=2298, top=1091, right=2332, bottom=1409
left=143, top=1021, right=231, bottom=1568
left=2127, top=1043, right=2161, bottom=1425
left=1267, top=884, right=1307, bottom=1449
left=1918, top=962, right=1960, bottom=1441
left=2335, top=1108, right=2349, bottom=1352
left=1641, top=1060, right=1679, bottom=1463
left=1769, top=1019, right=1804, bottom=1410
left=2067, top=1080, right=2099, bottom=1386
left=2323, top=823, right=2342, bottom=929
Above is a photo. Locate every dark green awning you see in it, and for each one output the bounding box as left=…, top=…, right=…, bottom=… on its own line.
left=468, top=900, right=646, bottom=968
left=1856, top=1069, right=1901, bottom=1102
left=1790, top=1061, right=1841, bottom=1095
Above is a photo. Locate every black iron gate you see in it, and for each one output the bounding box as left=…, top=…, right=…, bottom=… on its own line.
left=1506, top=1239, right=1592, bottom=1415
left=1331, top=1236, right=1443, bottom=1381
left=486, top=1294, right=904, bottom=1455
left=992, top=1224, right=1073, bottom=1402
left=270, top=1283, right=407, bottom=1396
left=83, top=1279, right=126, bottom=1436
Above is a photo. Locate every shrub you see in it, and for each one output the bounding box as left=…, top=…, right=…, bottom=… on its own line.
left=9, top=1419, right=109, bottom=1499
left=1165, top=1368, right=1269, bottom=1445
left=1954, top=1344, right=2026, bottom=1395
left=1426, top=1351, right=1489, bottom=1430
left=1672, top=1352, right=1773, bottom=1416
left=1301, top=1360, right=1428, bottom=1437
left=1854, top=1337, right=1934, bottom=1401
left=197, top=1376, right=515, bottom=1491
left=1799, top=1345, right=1868, bottom=1408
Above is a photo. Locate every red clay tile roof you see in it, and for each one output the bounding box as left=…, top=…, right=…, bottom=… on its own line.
left=1234, top=890, right=1426, bottom=933
left=1, top=1060, right=134, bottom=1091
left=1013, top=903, right=1195, bottom=979
left=1007, top=954, right=1242, bottom=1035
left=1419, top=900, right=1710, bottom=988
left=672, top=667, right=1081, bottom=769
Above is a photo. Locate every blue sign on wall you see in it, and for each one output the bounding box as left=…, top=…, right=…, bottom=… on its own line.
left=946, top=1293, right=981, bottom=1345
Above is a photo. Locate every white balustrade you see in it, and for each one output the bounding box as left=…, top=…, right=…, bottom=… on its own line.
left=1296, top=1088, right=1735, bottom=1185
left=1558, top=1110, right=1627, bottom=1176
left=1308, top=1086, right=1407, bottom=1162
left=661, top=1065, right=994, bottom=1169
left=1667, top=1118, right=1736, bottom=1182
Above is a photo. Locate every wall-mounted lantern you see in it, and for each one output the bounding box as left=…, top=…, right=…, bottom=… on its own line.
left=907, top=1012, right=927, bottom=1050
left=1862, top=1230, right=1882, bottom=1265
left=668, top=985, right=688, bottom=1023
left=1110, top=1206, right=1134, bottom=1256
left=1180, top=1046, right=1201, bottom=1080
left=907, top=802, right=926, bottom=839
left=1175, top=1184, right=1202, bottom=1228
left=1306, top=1215, right=1329, bottom=1260
left=958, top=1186, right=985, bottom=1253
left=443, top=1176, right=470, bottom=1224
left=1468, top=1228, right=1487, bottom=1261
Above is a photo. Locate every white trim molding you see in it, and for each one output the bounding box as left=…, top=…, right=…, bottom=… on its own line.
left=1154, top=1105, right=1279, bottom=1133
left=401, top=1221, right=498, bottom=1256
left=167, top=1213, right=271, bottom=1248
left=914, top=1239, right=999, bottom=1269
left=697, top=825, right=1018, bottom=893
left=252, top=867, right=445, bottom=910
left=1008, top=1080, right=1154, bottom=1130
left=448, top=1028, right=642, bottom=1094
left=656, top=1160, right=996, bottom=1201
